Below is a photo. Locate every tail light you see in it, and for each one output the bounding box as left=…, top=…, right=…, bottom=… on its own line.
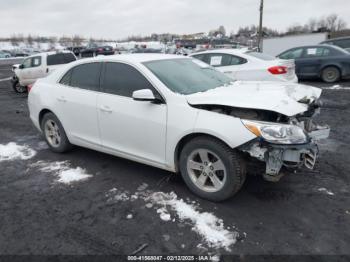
left=27, top=84, right=34, bottom=92
left=98, top=48, right=103, bottom=52
left=268, top=66, right=287, bottom=75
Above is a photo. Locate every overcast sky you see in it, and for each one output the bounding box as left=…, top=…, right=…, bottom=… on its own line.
left=0, top=0, right=349, bottom=39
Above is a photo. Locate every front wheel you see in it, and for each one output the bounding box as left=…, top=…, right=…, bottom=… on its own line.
left=321, top=66, right=340, bottom=83
left=179, top=136, right=246, bottom=202
left=41, top=113, right=72, bottom=153
left=12, top=79, right=27, bottom=93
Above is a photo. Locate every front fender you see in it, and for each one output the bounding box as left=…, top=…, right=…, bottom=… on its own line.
left=193, top=110, right=256, bottom=148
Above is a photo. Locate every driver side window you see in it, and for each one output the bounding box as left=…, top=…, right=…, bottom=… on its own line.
left=22, top=58, right=32, bottom=68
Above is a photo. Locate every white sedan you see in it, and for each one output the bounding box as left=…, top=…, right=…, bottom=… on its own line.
left=28, top=54, right=329, bottom=201
left=190, top=49, right=298, bottom=83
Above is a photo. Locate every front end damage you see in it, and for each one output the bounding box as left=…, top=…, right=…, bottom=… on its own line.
left=239, top=102, right=330, bottom=182
left=192, top=98, right=330, bottom=182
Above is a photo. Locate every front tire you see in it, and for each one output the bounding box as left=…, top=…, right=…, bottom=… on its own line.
left=12, top=79, right=27, bottom=93
left=179, top=136, right=246, bottom=202
left=41, top=113, right=72, bottom=153
left=321, top=66, right=340, bottom=83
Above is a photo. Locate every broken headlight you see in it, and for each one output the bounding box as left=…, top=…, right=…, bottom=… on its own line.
left=242, top=120, right=308, bottom=145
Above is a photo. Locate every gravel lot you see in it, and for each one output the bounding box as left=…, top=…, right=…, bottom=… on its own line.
left=1, top=61, right=350, bottom=258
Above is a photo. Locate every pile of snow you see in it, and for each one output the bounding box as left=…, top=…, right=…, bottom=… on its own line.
left=0, top=142, right=36, bottom=161
left=318, top=187, right=335, bottom=196
left=30, top=160, right=92, bottom=184
left=147, top=192, right=238, bottom=251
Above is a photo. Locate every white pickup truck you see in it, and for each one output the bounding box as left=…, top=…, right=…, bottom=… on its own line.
left=12, top=51, right=77, bottom=93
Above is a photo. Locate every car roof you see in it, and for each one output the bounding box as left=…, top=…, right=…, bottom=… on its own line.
left=28, top=50, right=74, bottom=58
left=191, top=48, right=248, bottom=56
left=72, top=54, right=186, bottom=64
left=321, top=36, right=350, bottom=42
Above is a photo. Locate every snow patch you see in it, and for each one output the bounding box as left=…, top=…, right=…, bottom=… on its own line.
left=30, top=160, right=92, bottom=184
left=106, top=188, right=130, bottom=202
left=148, top=192, right=238, bottom=251
left=0, top=142, right=36, bottom=161
left=324, top=85, right=350, bottom=90
left=318, top=187, right=335, bottom=196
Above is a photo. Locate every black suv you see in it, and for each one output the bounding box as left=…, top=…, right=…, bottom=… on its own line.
left=80, top=44, right=114, bottom=57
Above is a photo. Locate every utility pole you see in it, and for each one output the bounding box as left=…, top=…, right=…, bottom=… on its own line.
left=257, top=0, right=264, bottom=52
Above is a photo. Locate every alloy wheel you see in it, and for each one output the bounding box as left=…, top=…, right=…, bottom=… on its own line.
left=186, top=149, right=227, bottom=192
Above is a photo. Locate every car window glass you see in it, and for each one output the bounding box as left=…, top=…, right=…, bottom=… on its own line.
left=59, top=70, right=72, bottom=86
left=47, top=54, right=65, bottom=65
left=63, top=53, right=76, bottom=63
left=230, top=55, right=246, bottom=65
left=279, top=48, right=303, bottom=59
left=102, top=62, right=156, bottom=98
left=209, top=55, right=223, bottom=66
left=304, top=47, right=330, bottom=58
left=22, top=58, right=31, bottom=68
left=31, top=56, right=41, bottom=67
left=70, top=63, right=101, bottom=91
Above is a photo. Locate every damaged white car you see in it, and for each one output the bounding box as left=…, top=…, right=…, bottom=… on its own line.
left=28, top=55, right=330, bottom=201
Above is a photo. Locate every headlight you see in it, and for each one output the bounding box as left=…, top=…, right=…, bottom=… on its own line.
left=242, top=120, right=308, bottom=144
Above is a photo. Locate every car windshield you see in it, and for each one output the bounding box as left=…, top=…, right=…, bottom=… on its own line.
left=245, top=51, right=276, bottom=60
left=143, top=58, right=233, bottom=95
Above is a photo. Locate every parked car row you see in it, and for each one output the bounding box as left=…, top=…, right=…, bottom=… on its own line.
left=27, top=54, right=330, bottom=201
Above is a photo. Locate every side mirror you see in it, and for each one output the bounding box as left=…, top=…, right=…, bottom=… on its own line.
left=19, top=64, right=24, bottom=69
left=132, top=89, right=158, bottom=102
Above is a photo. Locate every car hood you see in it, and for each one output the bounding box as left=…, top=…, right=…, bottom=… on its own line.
left=185, top=81, right=322, bottom=117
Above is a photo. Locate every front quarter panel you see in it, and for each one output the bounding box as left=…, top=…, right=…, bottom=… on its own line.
left=194, top=110, right=256, bottom=148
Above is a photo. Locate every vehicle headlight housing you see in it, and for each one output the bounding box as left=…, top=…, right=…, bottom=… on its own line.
left=242, top=120, right=308, bottom=144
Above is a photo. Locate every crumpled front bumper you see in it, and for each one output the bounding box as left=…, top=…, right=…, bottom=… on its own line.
left=240, top=125, right=330, bottom=182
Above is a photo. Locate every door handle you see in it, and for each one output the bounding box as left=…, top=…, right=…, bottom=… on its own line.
left=57, top=96, right=67, bottom=102
left=100, top=106, right=112, bottom=113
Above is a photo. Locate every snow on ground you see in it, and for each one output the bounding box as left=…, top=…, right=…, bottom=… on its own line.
left=324, top=85, right=350, bottom=90
left=0, top=77, right=12, bottom=82
left=105, top=186, right=239, bottom=251
left=30, top=160, right=92, bottom=184
left=0, top=142, right=36, bottom=161
left=318, top=187, right=335, bottom=196
left=148, top=192, right=238, bottom=251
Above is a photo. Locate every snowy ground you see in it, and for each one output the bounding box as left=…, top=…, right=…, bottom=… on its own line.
left=0, top=61, right=350, bottom=257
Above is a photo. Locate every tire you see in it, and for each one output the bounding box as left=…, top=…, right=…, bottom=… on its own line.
left=179, top=136, right=246, bottom=202
left=321, top=66, right=340, bottom=83
left=12, top=79, right=27, bottom=93
left=41, top=113, right=72, bottom=153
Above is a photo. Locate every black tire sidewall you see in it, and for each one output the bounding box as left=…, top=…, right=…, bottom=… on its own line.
left=179, top=137, right=244, bottom=202
left=322, top=66, right=340, bottom=83
left=41, top=113, right=72, bottom=153
left=12, top=80, right=27, bottom=93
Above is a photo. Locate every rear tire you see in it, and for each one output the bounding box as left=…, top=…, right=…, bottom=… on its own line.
left=321, top=66, right=340, bottom=83
left=41, top=113, right=72, bottom=153
left=179, top=136, right=246, bottom=202
left=12, top=79, right=27, bottom=93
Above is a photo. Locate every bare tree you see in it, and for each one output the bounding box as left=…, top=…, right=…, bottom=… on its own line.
left=72, top=35, right=83, bottom=46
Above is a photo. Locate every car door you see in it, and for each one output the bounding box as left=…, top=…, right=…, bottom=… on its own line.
left=19, top=56, right=44, bottom=85
left=97, top=62, right=167, bottom=165
left=297, top=47, right=328, bottom=77
left=54, top=62, right=102, bottom=148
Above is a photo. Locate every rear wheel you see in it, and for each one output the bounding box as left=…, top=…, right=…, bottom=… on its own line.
left=12, top=79, right=27, bottom=93
left=321, top=66, right=340, bottom=83
left=41, top=113, right=72, bottom=153
left=179, top=136, right=246, bottom=202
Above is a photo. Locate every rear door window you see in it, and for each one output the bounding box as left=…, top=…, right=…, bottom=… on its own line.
left=47, top=53, right=76, bottom=65
left=303, top=47, right=331, bottom=58
left=69, top=63, right=102, bottom=91
left=207, top=54, right=246, bottom=67
left=192, top=54, right=210, bottom=64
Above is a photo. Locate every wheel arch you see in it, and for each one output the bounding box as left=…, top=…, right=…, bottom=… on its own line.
left=319, top=64, right=342, bottom=78
left=38, top=108, right=54, bottom=127
left=173, top=132, right=236, bottom=172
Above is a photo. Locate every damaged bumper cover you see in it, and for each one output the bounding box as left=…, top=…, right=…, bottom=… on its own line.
left=240, top=125, right=330, bottom=182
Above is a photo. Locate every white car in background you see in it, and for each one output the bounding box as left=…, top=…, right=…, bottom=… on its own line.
left=12, top=51, right=77, bottom=93
left=190, top=49, right=298, bottom=82
left=28, top=54, right=329, bottom=201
